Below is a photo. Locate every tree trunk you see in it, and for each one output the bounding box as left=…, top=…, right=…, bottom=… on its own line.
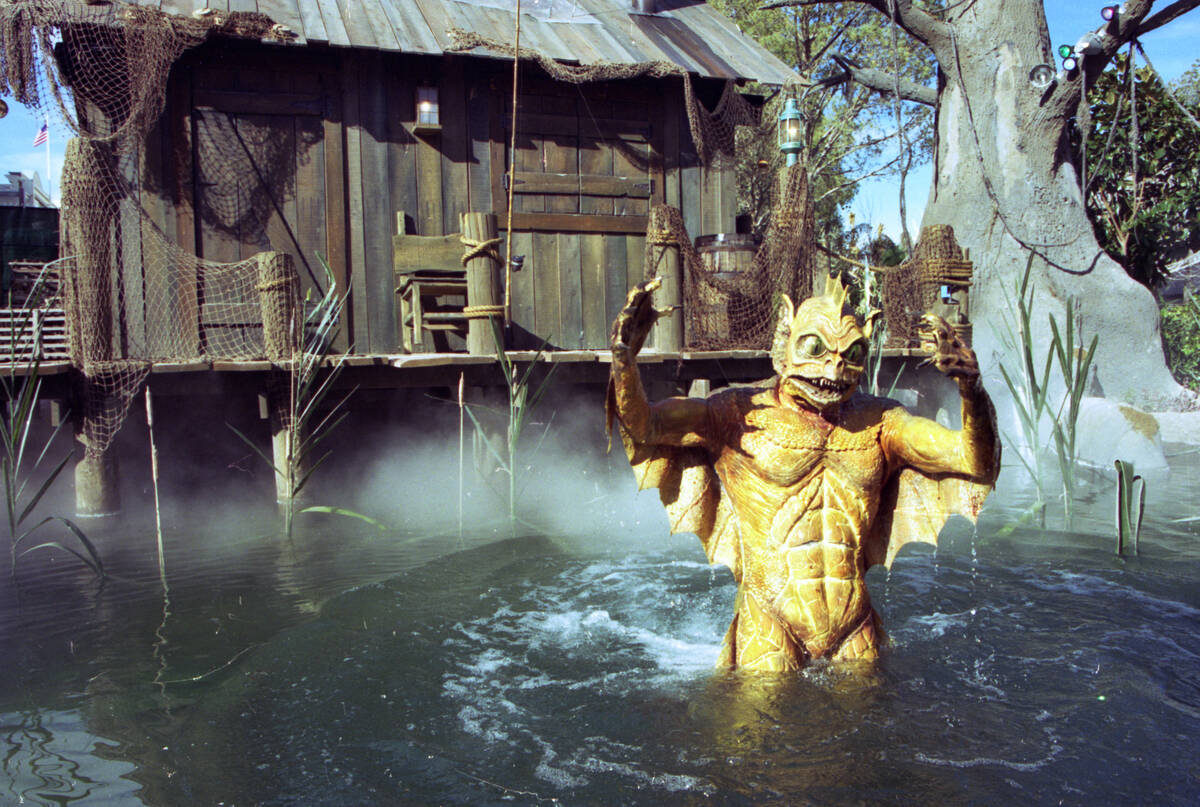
left=920, top=0, right=1181, bottom=403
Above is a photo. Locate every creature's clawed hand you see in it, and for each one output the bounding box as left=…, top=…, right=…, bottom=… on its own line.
left=611, top=277, right=677, bottom=356
left=916, top=313, right=979, bottom=381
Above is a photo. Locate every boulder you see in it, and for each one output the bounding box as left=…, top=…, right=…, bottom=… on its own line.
left=1075, top=397, right=1168, bottom=472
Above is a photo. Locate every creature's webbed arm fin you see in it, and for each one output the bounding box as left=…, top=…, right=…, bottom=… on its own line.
left=616, top=421, right=742, bottom=581
left=865, top=468, right=991, bottom=570
left=606, top=280, right=741, bottom=579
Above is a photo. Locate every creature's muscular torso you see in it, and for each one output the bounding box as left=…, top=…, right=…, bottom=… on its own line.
left=607, top=276, right=998, bottom=673
left=708, top=387, right=900, bottom=669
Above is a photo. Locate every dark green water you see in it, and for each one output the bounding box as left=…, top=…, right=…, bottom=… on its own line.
left=1, top=456, right=1198, bottom=806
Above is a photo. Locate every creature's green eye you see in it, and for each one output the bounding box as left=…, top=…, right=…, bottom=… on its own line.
left=842, top=341, right=867, bottom=364
left=796, top=334, right=826, bottom=358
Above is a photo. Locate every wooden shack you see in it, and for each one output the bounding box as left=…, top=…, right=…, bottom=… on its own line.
left=127, top=0, right=796, bottom=355
left=2, top=0, right=801, bottom=516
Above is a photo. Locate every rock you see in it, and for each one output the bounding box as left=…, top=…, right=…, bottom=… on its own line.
left=1075, top=397, right=1168, bottom=471
left=1147, top=410, right=1200, bottom=445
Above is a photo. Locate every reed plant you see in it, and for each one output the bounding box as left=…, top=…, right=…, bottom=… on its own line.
left=997, top=254, right=1098, bottom=527
left=997, top=255, right=1054, bottom=520
left=463, top=319, right=557, bottom=532
left=230, top=254, right=382, bottom=538
left=1048, top=302, right=1098, bottom=525
left=1, top=264, right=102, bottom=579
left=1114, top=459, right=1145, bottom=556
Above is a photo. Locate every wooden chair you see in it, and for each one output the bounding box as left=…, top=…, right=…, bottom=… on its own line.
left=394, top=230, right=467, bottom=353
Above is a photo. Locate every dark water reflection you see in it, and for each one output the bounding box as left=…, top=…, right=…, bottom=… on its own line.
left=1, top=457, right=1199, bottom=805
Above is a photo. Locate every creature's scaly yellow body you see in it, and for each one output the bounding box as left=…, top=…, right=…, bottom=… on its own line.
left=607, top=276, right=999, bottom=671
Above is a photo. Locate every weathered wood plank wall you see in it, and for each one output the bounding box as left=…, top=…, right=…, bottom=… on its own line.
left=138, top=43, right=737, bottom=357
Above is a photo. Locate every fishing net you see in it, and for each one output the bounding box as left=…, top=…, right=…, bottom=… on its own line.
left=450, top=28, right=815, bottom=350
left=644, top=163, right=817, bottom=350
left=0, top=1, right=298, bottom=457
left=880, top=224, right=973, bottom=348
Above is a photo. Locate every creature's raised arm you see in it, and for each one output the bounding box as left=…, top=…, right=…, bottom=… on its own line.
left=607, top=280, right=715, bottom=450
left=866, top=315, right=1000, bottom=571
left=605, top=280, right=740, bottom=575
left=882, top=315, right=1000, bottom=484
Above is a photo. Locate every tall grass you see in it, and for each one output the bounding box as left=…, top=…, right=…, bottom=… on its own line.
left=998, top=254, right=1097, bottom=527
left=1, top=264, right=102, bottom=579
left=464, top=320, right=557, bottom=532
left=1048, top=301, right=1098, bottom=525
left=230, top=254, right=381, bottom=538
left=1114, top=459, right=1145, bottom=556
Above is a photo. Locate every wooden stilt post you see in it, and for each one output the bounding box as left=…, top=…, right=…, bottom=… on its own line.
left=257, top=251, right=303, bottom=503
left=647, top=207, right=683, bottom=352
left=461, top=212, right=503, bottom=355
left=63, top=138, right=120, bottom=517
left=74, top=450, right=120, bottom=517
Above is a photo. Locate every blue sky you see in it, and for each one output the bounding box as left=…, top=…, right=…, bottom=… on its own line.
left=1, top=0, right=1197, bottom=223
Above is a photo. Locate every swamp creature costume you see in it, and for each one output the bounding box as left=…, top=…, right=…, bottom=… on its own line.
left=606, top=276, right=999, bottom=671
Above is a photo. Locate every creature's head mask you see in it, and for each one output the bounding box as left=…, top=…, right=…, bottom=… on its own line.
left=770, top=274, right=880, bottom=413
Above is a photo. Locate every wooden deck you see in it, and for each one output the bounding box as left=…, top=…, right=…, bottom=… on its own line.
left=2, top=347, right=930, bottom=401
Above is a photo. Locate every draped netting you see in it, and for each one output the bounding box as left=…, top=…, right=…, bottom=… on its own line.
left=1, top=1, right=298, bottom=457
left=448, top=27, right=762, bottom=167
left=646, top=164, right=818, bottom=350
left=450, top=28, right=813, bottom=351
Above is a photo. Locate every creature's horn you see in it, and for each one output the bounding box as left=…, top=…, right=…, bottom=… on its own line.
left=823, top=270, right=849, bottom=308
left=862, top=308, right=883, bottom=340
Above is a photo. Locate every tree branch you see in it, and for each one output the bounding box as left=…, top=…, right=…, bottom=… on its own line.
left=825, top=54, right=937, bottom=106
left=1135, top=0, right=1200, bottom=37
left=759, top=0, right=950, bottom=51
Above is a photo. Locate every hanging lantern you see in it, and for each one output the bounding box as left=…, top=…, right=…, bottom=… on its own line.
left=1058, top=44, right=1075, bottom=59
left=777, top=97, right=803, bottom=168
left=1062, top=54, right=1080, bottom=72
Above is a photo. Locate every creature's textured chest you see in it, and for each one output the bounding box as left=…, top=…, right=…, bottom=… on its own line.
left=737, top=405, right=885, bottom=490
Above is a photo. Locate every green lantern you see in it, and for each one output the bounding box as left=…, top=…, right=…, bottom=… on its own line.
left=777, top=97, right=803, bottom=168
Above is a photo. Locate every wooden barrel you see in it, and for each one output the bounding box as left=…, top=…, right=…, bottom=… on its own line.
left=692, top=233, right=760, bottom=346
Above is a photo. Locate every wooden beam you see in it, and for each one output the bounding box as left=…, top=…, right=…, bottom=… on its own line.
left=510, top=171, right=654, bottom=198
left=509, top=212, right=648, bottom=234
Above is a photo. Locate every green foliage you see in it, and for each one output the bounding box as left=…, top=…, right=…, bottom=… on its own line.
left=708, top=0, right=935, bottom=238
left=464, top=319, right=557, bottom=532
left=1086, top=52, right=1200, bottom=287
left=1047, top=303, right=1098, bottom=525
left=1, top=268, right=102, bottom=579
left=997, top=255, right=1098, bottom=527
left=1160, top=291, right=1200, bottom=391
left=997, top=255, right=1054, bottom=517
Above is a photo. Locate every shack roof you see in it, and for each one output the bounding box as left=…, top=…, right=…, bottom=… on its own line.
left=147, top=0, right=795, bottom=85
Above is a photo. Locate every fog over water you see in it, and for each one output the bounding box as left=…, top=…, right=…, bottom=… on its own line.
left=1, top=383, right=1198, bottom=805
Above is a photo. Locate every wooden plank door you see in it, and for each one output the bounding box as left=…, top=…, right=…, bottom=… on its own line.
left=495, top=78, right=664, bottom=350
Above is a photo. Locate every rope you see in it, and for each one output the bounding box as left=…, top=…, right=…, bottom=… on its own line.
left=1130, top=41, right=1140, bottom=197
left=255, top=277, right=295, bottom=293
left=646, top=229, right=678, bottom=247
left=462, top=304, right=506, bottom=319
left=460, top=235, right=502, bottom=266
left=503, top=3, right=523, bottom=326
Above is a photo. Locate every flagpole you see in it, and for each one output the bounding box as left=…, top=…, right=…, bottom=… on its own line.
left=45, top=118, right=52, bottom=205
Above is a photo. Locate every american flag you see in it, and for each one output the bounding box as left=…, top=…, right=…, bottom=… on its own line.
left=32, top=122, right=48, bottom=147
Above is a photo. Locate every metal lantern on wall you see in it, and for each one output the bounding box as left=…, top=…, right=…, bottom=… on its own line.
left=777, top=97, right=803, bottom=167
